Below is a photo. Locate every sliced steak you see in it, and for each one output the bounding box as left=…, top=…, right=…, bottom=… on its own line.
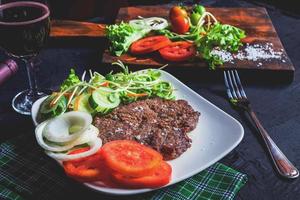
left=93, top=98, right=200, bottom=160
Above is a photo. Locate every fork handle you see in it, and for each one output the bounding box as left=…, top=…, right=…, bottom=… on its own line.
left=246, top=107, right=299, bottom=179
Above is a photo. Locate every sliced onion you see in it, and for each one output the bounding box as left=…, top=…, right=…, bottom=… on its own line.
left=144, top=17, right=168, bottom=30
left=129, top=19, right=150, bottom=30
left=43, top=111, right=92, bottom=143
left=46, top=137, right=102, bottom=161
left=35, top=122, right=99, bottom=152
left=129, top=17, right=168, bottom=31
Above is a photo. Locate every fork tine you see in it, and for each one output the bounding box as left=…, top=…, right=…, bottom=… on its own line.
left=230, top=71, right=242, bottom=98
left=233, top=70, right=247, bottom=98
left=224, top=72, right=233, bottom=100
left=226, top=71, right=237, bottom=99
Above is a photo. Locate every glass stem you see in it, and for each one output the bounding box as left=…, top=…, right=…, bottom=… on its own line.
left=23, top=57, right=38, bottom=99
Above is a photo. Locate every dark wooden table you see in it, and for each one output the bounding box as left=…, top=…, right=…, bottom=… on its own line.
left=0, top=0, right=299, bottom=199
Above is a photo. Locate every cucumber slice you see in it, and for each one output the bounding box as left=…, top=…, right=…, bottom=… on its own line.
left=73, top=94, right=94, bottom=114
left=90, top=88, right=120, bottom=114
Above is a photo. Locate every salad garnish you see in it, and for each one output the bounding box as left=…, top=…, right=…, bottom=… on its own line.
left=38, top=61, right=174, bottom=121
left=158, top=5, right=246, bottom=69
left=106, top=4, right=246, bottom=70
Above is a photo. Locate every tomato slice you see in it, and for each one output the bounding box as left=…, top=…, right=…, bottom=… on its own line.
left=112, top=161, right=172, bottom=188
left=63, top=147, right=106, bottom=182
left=130, top=36, right=171, bottom=55
left=101, top=140, right=163, bottom=177
left=159, top=41, right=196, bottom=62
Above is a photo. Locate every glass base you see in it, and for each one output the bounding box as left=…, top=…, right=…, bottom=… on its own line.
left=12, top=89, right=49, bottom=115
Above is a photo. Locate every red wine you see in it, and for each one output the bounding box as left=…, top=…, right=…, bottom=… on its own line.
left=0, top=1, right=50, bottom=57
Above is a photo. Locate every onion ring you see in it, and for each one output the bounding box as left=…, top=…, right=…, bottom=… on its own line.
left=35, top=122, right=98, bottom=152
left=46, top=138, right=102, bottom=161
left=43, top=111, right=92, bottom=143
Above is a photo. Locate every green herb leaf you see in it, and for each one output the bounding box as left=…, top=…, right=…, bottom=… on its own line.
left=106, top=22, right=149, bottom=56
left=195, top=22, right=246, bottom=69
left=60, top=69, right=80, bottom=91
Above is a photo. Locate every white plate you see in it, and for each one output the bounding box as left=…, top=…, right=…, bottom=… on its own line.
left=31, top=70, right=244, bottom=195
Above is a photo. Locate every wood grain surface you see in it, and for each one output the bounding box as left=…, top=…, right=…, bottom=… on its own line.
left=50, top=20, right=106, bottom=37
left=102, top=5, right=294, bottom=77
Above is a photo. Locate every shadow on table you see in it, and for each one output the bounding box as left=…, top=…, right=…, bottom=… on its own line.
left=48, top=37, right=108, bottom=49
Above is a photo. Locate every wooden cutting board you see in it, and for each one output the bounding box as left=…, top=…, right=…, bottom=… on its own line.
left=101, top=5, right=294, bottom=78
left=50, top=20, right=106, bottom=37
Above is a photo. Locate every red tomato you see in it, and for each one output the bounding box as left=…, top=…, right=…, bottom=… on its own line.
left=171, top=16, right=190, bottom=34
left=63, top=147, right=106, bottom=182
left=130, top=36, right=171, bottom=55
left=159, top=41, right=196, bottom=62
left=98, top=81, right=109, bottom=87
left=112, top=161, right=172, bottom=188
left=101, top=140, right=163, bottom=177
left=169, top=6, right=188, bottom=20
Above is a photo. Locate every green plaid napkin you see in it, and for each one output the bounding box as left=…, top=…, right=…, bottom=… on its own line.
left=0, top=133, right=247, bottom=200
left=149, top=163, right=247, bottom=200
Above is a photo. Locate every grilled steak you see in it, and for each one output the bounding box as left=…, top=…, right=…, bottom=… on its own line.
left=93, top=98, right=200, bottom=160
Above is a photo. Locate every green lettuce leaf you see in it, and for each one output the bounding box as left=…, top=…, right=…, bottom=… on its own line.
left=60, top=69, right=80, bottom=91
left=106, top=22, right=149, bottom=56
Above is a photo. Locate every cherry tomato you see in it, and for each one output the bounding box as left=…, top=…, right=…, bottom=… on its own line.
left=112, top=161, right=172, bottom=188
left=130, top=36, right=172, bottom=55
left=101, top=140, right=163, bottom=177
left=169, top=6, right=188, bottom=20
left=159, top=41, right=195, bottom=62
left=171, top=16, right=190, bottom=34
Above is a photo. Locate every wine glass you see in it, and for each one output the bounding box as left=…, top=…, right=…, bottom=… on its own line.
left=0, top=1, right=50, bottom=115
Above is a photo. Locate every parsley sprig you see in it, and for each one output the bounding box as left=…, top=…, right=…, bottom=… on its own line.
left=195, top=23, right=246, bottom=69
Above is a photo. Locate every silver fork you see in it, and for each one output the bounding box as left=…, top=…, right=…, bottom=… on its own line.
left=224, top=70, right=299, bottom=179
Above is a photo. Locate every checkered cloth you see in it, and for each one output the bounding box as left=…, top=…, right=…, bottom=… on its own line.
left=0, top=133, right=247, bottom=200
left=150, top=163, right=247, bottom=200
